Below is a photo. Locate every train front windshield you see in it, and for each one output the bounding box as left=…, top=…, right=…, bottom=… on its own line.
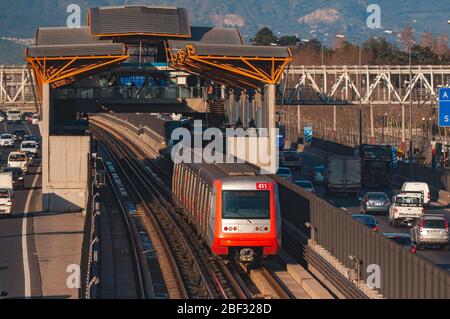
left=222, top=191, right=270, bottom=220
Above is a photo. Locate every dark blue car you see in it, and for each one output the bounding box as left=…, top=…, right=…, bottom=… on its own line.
left=352, top=214, right=379, bottom=231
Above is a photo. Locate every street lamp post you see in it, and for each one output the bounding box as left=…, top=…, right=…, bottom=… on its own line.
left=408, top=40, right=413, bottom=177
left=337, top=34, right=363, bottom=146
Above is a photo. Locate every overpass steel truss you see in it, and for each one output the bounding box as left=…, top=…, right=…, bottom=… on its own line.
left=280, top=65, right=450, bottom=105
left=0, top=65, right=35, bottom=106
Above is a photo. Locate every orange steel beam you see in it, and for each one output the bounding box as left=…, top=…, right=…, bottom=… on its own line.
left=174, top=58, right=260, bottom=89
left=171, top=55, right=264, bottom=88
left=47, top=56, right=129, bottom=85
left=26, top=54, right=129, bottom=101
left=45, top=58, right=77, bottom=82
left=241, top=59, right=273, bottom=82
left=188, top=56, right=279, bottom=84
left=26, top=55, right=129, bottom=85
left=167, top=44, right=292, bottom=87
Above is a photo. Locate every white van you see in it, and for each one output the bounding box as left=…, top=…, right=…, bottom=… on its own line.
left=21, top=140, right=38, bottom=158
left=6, top=109, right=22, bottom=123
left=401, top=182, right=431, bottom=207
left=8, top=151, right=30, bottom=174
left=0, top=172, right=13, bottom=215
left=31, top=114, right=39, bottom=125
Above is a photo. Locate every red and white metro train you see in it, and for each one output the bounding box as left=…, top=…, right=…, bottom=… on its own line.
left=172, top=160, right=282, bottom=263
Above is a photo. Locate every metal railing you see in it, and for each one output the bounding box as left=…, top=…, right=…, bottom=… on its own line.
left=54, top=86, right=204, bottom=101
left=79, top=152, right=104, bottom=299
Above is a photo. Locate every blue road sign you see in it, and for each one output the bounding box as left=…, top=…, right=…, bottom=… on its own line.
left=438, top=88, right=450, bottom=127
left=304, top=127, right=313, bottom=143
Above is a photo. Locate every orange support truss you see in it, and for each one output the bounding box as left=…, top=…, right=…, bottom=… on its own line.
left=26, top=55, right=129, bottom=101
left=168, top=44, right=292, bottom=89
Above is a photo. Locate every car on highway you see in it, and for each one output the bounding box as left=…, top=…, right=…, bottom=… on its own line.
left=23, top=135, right=40, bottom=148
left=359, top=192, right=390, bottom=215
left=401, top=182, right=431, bottom=207
left=7, top=151, right=30, bottom=174
left=1, top=167, right=24, bottom=189
left=276, top=167, right=293, bottom=182
left=352, top=214, right=379, bottom=231
left=294, top=180, right=316, bottom=194
left=383, top=233, right=417, bottom=254
left=0, top=134, right=15, bottom=147
left=20, top=140, right=38, bottom=158
left=6, top=109, right=22, bottom=124
left=410, top=215, right=449, bottom=250
left=13, top=129, right=28, bottom=142
left=280, top=150, right=302, bottom=171
left=310, top=165, right=325, bottom=184
left=388, top=191, right=424, bottom=227
left=31, top=114, right=39, bottom=125
left=23, top=112, right=33, bottom=123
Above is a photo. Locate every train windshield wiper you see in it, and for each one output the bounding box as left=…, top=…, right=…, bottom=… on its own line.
left=228, top=209, right=252, bottom=224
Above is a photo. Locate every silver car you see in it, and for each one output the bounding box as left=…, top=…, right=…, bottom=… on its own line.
left=360, top=192, right=390, bottom=215
left=410, top=215, right=449, bottom=249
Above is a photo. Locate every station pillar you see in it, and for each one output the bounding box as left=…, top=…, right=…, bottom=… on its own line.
left=42, top=83, right=91, bottom=213
left=262, top=84, right=278, bottom=174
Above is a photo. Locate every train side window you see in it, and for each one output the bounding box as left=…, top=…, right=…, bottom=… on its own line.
left=185, top=169, right=191, bottom=210
left=189, top=170, right=195, bottom=214
left=198, top=180, right=205, bottom=229
left=180, top=166, right=186, bottom=206
left=189, top=171, right=195, bottom=215
left=193, top=173, right=199, bottom=222
left=206, top=189, right=213, bottom=237
left=201, top=183, right=207, bottom=229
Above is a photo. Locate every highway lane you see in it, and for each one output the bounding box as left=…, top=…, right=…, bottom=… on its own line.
left=292, top=148, right=450, bottom=273
left=0, top=120, right=42, bottom=298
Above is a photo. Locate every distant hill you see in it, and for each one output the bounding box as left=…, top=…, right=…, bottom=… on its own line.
left=0, top=39, right=26, bottom=64
left=0, top=0, right=449, bottom=63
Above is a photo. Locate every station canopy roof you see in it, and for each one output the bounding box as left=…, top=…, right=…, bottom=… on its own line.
left=88, top=6, right=191, bottom=38
left=26, top=5, right=292, bottom=99
left=26, top=26, right=129, bottom=100
left=167, top=38, right=292, bottom=89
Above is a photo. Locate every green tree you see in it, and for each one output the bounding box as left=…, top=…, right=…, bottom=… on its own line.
left=277, top=35, right=299, bottom=47
left=251, top=27, right=278, bottom=46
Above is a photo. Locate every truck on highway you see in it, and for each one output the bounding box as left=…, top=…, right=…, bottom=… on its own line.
left=324, top=156, right=361, bottom=196
left=6, top=109, right=22, bottom=124
left=388, top=191, right=424, bottom=227
left=359, top=144, right=393, bottom=188
left=0, top=172, right=14, bottom=215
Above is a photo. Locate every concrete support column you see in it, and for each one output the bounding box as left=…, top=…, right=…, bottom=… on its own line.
left=256, top=90, right=263, bottom=128
left=42, top=83, right=91, bottom=213
left=263, top=84, right=277, bottom=174
left=297, top=105, right=301, bottom=135
left=42, top=83, right=50, bottom=212
left=234, top=96, right=239, bottom=123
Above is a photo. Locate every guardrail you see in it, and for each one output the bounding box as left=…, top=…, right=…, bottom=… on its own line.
left=79, top=153, right=103, bottom=299
left=275, top=175, right=450, bottom=299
